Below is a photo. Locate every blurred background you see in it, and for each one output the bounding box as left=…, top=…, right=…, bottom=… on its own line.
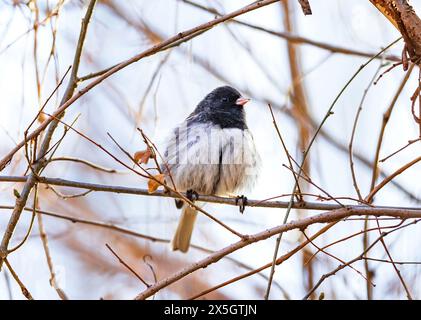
left=0, top=0, right=420, bottom=299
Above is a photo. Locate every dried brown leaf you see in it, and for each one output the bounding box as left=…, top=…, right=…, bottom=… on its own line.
left=147, top=174, right=165, bottom=193
left=37, top=113, right=47, bottom=123
left=134, top=148, right=152, bottom=164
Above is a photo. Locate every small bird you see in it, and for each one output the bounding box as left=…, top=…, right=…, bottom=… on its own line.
left=161, top=86, right=260, bottom=252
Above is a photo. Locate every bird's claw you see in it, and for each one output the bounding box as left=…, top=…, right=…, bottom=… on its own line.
left=186, top=189, right=199, bottom=202
left=235, top=195, right=248, bottom=214
left=174, top=199, right=184, bottom=209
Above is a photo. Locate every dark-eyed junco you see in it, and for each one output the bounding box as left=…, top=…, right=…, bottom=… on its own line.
left=162, top=86, right=260, bottom=252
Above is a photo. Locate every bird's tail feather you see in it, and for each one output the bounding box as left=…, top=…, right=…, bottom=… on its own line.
left=171, top=204, right=197, bottom=253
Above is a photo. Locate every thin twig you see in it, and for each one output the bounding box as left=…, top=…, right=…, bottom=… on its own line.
left=366, top=156, right=421, bottom=203
left=379, top=138, right=421, bottom=163
left=302, top=230, right=371, bottom=280
left=363, top=257, right=421, bottom=265
left=36, top=187, right=69, bottom=300
left=106, top=243, right=150, bottom=288
left=4, top=258, right=33, bottom=300
left=48, top=157, right=123, bottom=174
left=349, top=64, right=383, bottom=201
left=267, top=104, right=303, bottom=202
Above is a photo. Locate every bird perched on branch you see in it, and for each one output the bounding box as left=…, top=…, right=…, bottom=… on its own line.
left=161, top=86, right=260, bottom=252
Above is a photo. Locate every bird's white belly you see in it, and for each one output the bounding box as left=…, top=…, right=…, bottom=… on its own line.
left=164, top=126, right=259, bottom=195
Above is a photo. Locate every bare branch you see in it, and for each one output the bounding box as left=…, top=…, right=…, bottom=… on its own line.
left=1, top=175, right=419, bottom=212
left=135, top=206, right=421, bottom=300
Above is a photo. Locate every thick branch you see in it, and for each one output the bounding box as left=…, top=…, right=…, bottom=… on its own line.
left=370, top=0, right=421, bottom=62
left=134, top=206, right=421, bottom=300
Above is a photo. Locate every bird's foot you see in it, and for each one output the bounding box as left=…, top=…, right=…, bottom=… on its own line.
left=235, top=195, right=248, bottom=214
left=186, top=189, right=199, bottom=202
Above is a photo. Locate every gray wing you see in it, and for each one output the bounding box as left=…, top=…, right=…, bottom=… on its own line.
left=161, top=122, right=221, bottom=194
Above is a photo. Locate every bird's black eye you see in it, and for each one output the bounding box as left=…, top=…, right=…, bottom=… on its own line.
left=221, top=97, right=228, bottom=102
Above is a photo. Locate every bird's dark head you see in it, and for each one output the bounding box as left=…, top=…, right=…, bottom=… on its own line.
left=189, top=86, right=250, bottom=129
left=205, top=86, right=249, bottom=110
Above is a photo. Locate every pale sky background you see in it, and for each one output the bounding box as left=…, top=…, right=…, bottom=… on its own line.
left=0, top=0, right=420, bottom=299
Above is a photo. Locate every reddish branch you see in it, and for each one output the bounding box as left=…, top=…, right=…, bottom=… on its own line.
left=134, top=206, right=421, bottom=300
left=370, top=0, right=421, bottom=63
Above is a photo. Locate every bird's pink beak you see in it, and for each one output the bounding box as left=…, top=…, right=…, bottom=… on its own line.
left=235, top=97, right=250, bottom=106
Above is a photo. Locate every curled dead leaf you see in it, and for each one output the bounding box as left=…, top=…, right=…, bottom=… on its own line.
left=134, top=148, right=153, bottom=164
left=148, top=174, right=165, bottom=193
left=37, top=113, right=47, bottom=123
